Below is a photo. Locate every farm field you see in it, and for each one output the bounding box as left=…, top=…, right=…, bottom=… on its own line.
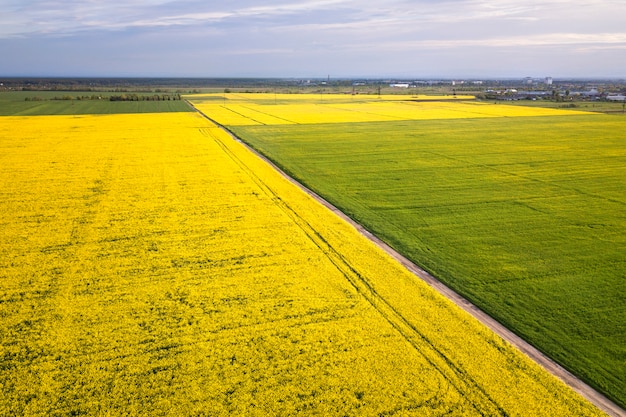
left=0, top=91, right=191, bottom=115
left=500, top=99, right=626, bottom=114
left=186, top=93, right=626, bottom=408
left=190, top=92, right=594, bottom=126
left=0, top=111, right=607, bottom=416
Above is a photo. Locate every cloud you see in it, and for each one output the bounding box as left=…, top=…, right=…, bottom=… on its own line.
left=353, top=32, right=626, bottom=51
left=3, top=0, right=625, bottom=39
left=2, top=0, right=626, bottom=77
left=0, top=0, right=353, bottom=37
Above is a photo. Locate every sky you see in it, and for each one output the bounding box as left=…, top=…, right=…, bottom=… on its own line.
left=1, top=0, right=625, bottom=79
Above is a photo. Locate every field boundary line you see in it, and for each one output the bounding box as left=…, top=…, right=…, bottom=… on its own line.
left=186, top=100, right=626, bottom=417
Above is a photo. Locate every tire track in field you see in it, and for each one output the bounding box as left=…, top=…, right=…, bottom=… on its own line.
left=422, top=149, right=626, bottom=207
left=198, top=125, right=508, bottom=416
left=188, top=101, right=625, bottom=417
left=217, top=105, right=267, bottom=125
left=319, top=103, right=409, bottom=121
left=237, top=104, right=299, bottom=125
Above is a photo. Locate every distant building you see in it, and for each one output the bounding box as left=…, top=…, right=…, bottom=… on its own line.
left=582, top=88, right=600, bottom=98
left=607, top=95, right=626, bottom=101
left=390, top=83, right=410, bottom=88
left=544, top=77, right=553, bottom=85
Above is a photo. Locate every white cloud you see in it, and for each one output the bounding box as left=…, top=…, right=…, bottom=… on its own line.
left=375, top=33, right=626, bottom=50
left=0, top=0, right=353, bottom=37
left=2, top=0, right=624, bottom=38
left=2, top=0, right=626, bottom=77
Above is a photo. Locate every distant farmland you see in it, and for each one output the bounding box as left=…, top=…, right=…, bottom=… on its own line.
left=0, top=91, right=190, bottom=115
left=189, top=93, right=626, bottom=408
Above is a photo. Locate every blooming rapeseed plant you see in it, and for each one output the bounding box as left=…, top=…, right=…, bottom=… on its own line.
left=189, top=93, right=595, bottom=126
left=0, top=112, right=605, bottom=416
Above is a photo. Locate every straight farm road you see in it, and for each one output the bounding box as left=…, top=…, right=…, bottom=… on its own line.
left=188, top=102, right=626, bottom=417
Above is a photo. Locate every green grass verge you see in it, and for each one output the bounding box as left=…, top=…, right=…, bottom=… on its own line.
left=230, top=114, right=626, bottom=408
left=496, top=99, right=626, bottom=113
left=0, top=91, right=191, bottom=115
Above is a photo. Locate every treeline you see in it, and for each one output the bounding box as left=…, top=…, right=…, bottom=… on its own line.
left=24, top=94, right=182, bottom=102
left=109, top=94, right=182, bottom=101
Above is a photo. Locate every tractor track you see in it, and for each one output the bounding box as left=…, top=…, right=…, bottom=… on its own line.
left=202, top=124, right=505, bottom=416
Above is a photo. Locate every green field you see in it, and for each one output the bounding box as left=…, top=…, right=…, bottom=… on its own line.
left=0, top=91, right=191, bottom=115
left=229, top=114, right=626, bottom=407
left=500, top=99, right=626, bottom=114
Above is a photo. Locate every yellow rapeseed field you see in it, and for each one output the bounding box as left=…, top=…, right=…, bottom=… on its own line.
left=0, top=112, right=604, bottom=416
left=189, top=93, right=595, bottom=126
left=195, top=93, right=475, bottom=103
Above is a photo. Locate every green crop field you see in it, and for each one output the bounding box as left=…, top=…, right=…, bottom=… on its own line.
left=229, top=114, right=626, bottom=407
left=501, top=100, right=626, bottom=114
left=0, top=91, right=191, bottom=115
